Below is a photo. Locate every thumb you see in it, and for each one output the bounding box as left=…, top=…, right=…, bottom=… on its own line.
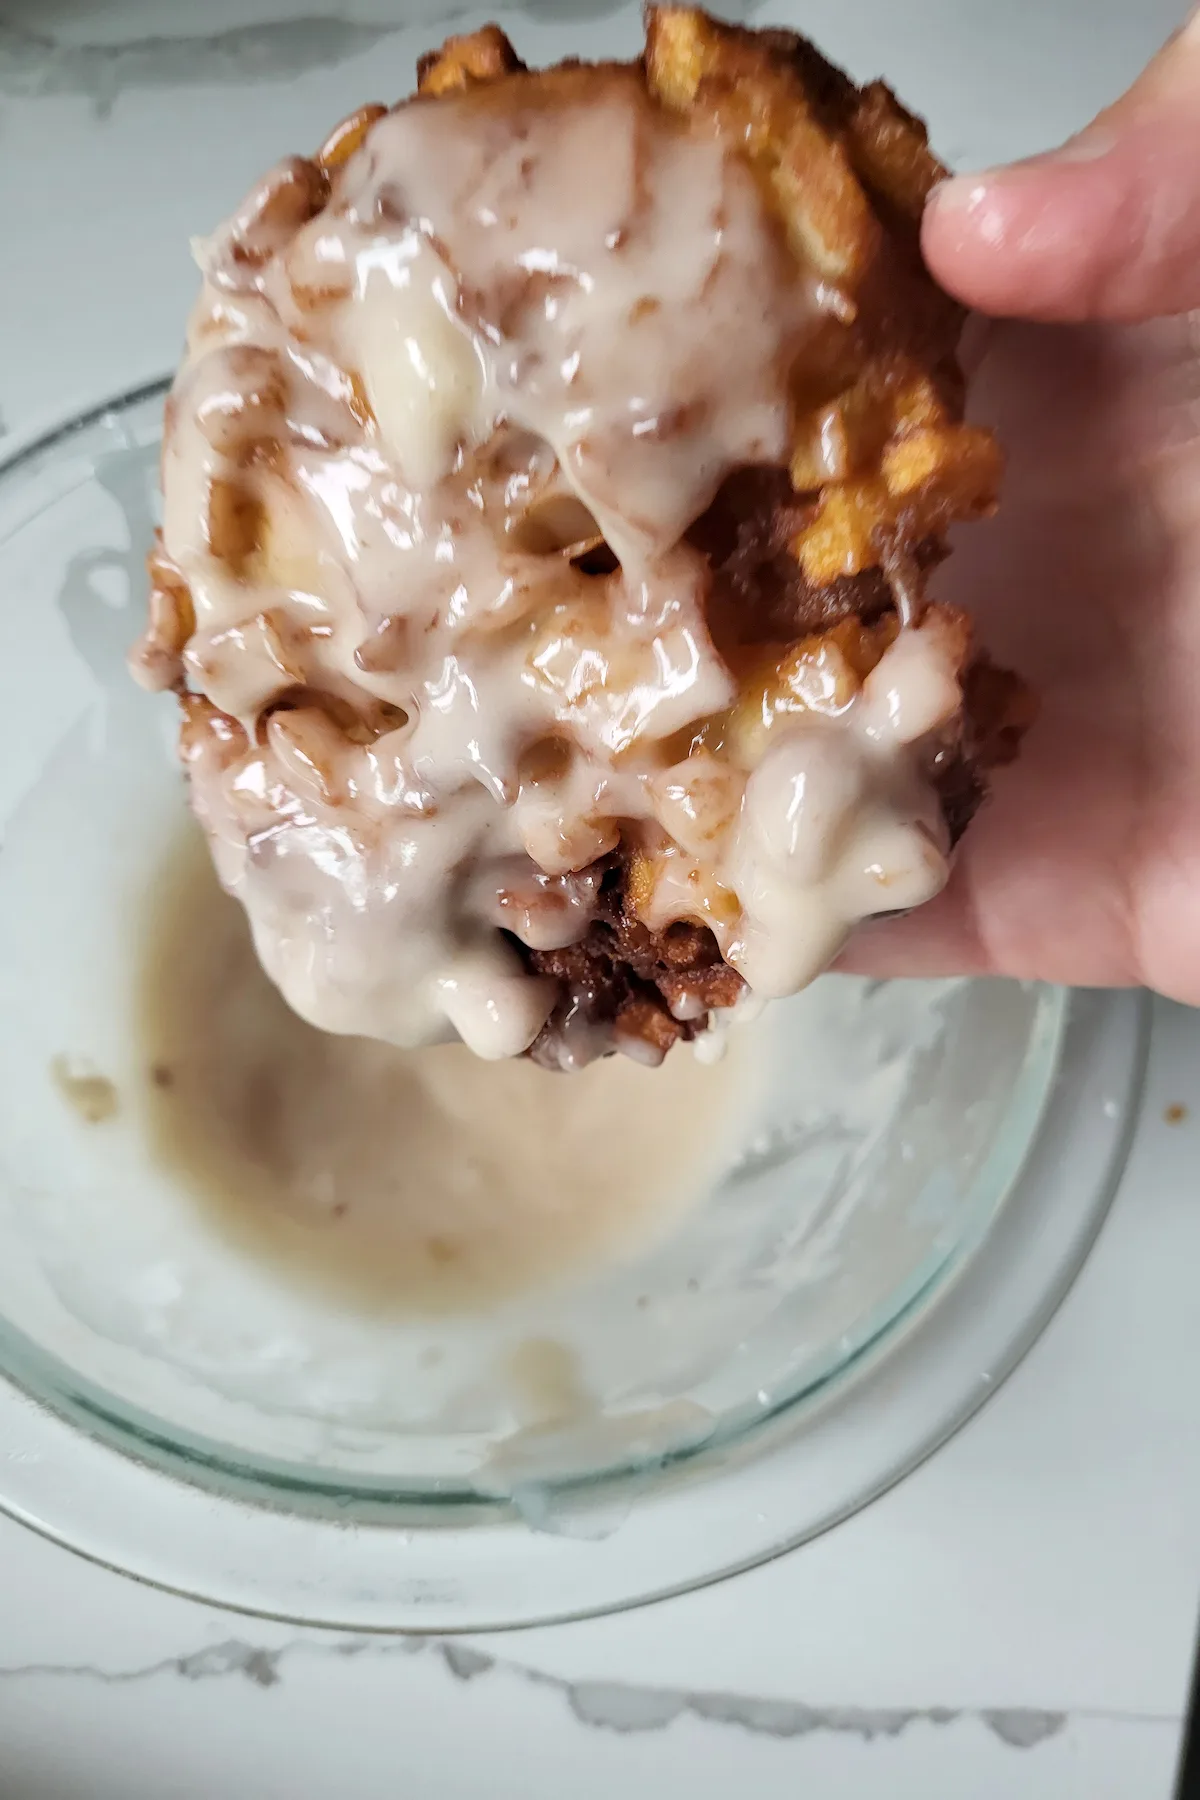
left=922, top=11, right=1200, bottom=322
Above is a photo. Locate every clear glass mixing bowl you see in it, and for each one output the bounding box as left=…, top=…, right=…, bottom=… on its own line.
left=0, top=388, right=1145, bottom=1630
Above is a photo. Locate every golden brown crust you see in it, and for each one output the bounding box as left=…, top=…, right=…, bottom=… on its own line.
left=846, top=80, right=946, bottom=222
left=131, top=533, right=195, bottom=692
left=645, top=7, right=879, bottom=282
left=415, top=24, right=526, bottom=96
left=315, top=103, right=388, bottom=171
left=642, top=8, right=998, bottom=585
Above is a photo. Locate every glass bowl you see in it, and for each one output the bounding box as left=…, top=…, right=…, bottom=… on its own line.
left=0, top=389, right=1145, bottom=1629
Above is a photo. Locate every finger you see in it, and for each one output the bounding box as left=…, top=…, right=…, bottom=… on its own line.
left=832, top=876, right=991, bottom=981
left=922, top=11, right=1200, bottom=322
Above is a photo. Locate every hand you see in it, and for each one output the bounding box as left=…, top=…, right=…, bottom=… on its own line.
left=840, top=11, right=1200, bottom=1003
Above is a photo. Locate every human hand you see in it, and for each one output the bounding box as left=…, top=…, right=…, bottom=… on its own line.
left=840, top=11, right=1200, bottom=1001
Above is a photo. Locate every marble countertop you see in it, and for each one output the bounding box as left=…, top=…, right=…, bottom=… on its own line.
left=1, top=3, right=1198, bottom=1796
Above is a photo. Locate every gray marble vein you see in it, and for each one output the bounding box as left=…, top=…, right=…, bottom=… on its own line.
left=0, top=2, right=768, bottom=117
left=0, top=16, right=397, bottom=116
left=0, top=1634, right=1176, bottom=1751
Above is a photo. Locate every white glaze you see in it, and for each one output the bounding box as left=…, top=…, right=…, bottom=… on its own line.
left=141, top=71, right=961, bottom=1060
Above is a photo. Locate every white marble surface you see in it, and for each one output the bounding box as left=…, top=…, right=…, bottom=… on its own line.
left=1, top=2, right=1198, bottom=1795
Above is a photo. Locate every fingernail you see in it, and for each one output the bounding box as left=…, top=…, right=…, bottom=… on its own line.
left=925, top=176, right=1011, bottom=246
left=926, top=174, right=993, bottom=212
